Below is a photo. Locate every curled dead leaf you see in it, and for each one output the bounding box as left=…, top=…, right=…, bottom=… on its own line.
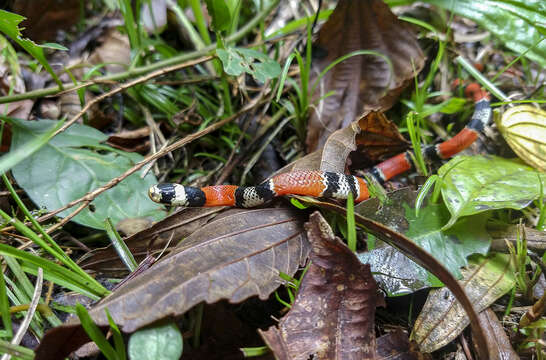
left=260, top=211, right=381, bottom=360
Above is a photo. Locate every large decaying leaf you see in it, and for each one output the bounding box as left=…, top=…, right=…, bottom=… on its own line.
left=298, top=198, right=490, bottom=359
left=412, top=253, right=515, bottom=353
left=357, top=189, right=490, bottom=295
left=260, top=212, right=380, bottom=360
left=10, top=119, right=164, bottom=229
left=421, top=0, right=546, bottom=67
left=497, top=105, right=546, bottom=172
left=476, top=308, right=520, bottom=360
left=306, top=0, right=424, bottom=150
left=80, top=207, right=222, bottom=275
left=35, top=208, right=309, bottom=360
left=438, top=155, right=546, bottom=229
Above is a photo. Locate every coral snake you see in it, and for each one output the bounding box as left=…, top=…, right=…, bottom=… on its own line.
left=149, top=83, right=491, bottom=208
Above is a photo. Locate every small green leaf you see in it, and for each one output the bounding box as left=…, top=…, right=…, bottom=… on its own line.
left=439, top=155, right=545, bottom=228
left=405, top=202, right=491, bottom=278
left=10, top=119, right=166, bottom=229
left=0, top=10, right=64, bottom=87
left=204, top=0, right=231, bottom=32
left=216, top=47, right=281, bottom=83
left=40, top=42, right=69, bottom=51
left=128, top=322, right=183, bottom=360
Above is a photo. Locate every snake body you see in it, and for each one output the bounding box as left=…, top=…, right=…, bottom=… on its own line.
left=149, top=84, right=491, bottom=208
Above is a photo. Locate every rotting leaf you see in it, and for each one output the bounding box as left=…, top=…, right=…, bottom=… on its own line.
left=260, top=211, right=381, bottom=360
left=80, top=207, right=222, bottom=276
left=438, top=155, right=546, bottom=229
left=320, top=111, right=408, bottom=173
left=376, top=329, right=425, bottom=360
left=496, top=105, right=546, bottom=172
left=295, top=197, right=490, bottom=359
left=35, top=208, right=309, bottom=360
left=411, top=253, right=515, bottom=353
left=474, top=308, right=519, bottom=360
left=306, top=0, right=424, bottom=151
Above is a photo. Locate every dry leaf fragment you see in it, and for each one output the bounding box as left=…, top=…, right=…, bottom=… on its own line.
left=411, top=253, right=515, bottom=353
left=320, top=111, right=409, bottom=173
left=307, top=0, right=424, bottom=151
left=260, top=211, right=381, bottom=360
left=474, top=308, right=519, bottom=360
left=36, top=208, right=308, bottom=360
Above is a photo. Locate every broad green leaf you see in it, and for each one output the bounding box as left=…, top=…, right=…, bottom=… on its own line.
left=420, top=0, right=546, bottom=67
left=217, top=47, right=281, bottom=83
left=204, top=0, right=231, bottom=32
left=0, top=10, right=64, bottom=86
left=404, top=202, right=491, bottom=277
left=0, top=117, right=63, bottom=175
left=11, top=119, right=165, bottom=229
left=439, top=155, right=545, bottom=228
left=357, top=189, right=490, bottom=295
left=497, top=105, right=546, bottom=172
left=128, top=322, right=183, bottom=360
left=412, top=253, right=515, bottom=352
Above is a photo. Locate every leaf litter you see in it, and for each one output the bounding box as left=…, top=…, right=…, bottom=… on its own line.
left=0, top=0, right=544, bottom=359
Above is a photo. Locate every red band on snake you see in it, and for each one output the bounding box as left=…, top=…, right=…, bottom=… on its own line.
left=149, top=84, right=491, bottom=208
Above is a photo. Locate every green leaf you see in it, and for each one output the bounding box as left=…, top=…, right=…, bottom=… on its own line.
left=216, top=47, right=281, bottom=83
left=439, top=155, right=544, bottom=228
left=0, top=116, right=64, bottom=176
left=128, top=322, right=183, bottom=360
left=10, top=119, right=165, bottom=229
left=356, top=189, right=490, bottom=295
left=421, top=0, right=546, bottom=67
left=0, top=10, right=64, bottom=87
left=404, top=202, right=491, bottom=277
left=204, top=0, right=231, bottom=32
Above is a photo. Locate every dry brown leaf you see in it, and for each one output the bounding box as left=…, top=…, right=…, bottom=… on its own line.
left=376, top=329, right=428, bottom=360
left=36, top=208, right=308, bottom=360
left=88, top=28, right=131, bottom=74
left=80, top=207, right=223, bottom=275
left=306, top=0, right=424, bottom=151
left=107, top=127, right=152, bottom=153
left=260, top=211, right=381, bottom=360
left=13, top=0, right=80, bottom=41
left=474, top=308, right=519, bottom=360
left=320, top=111, right=409, bottom=172
left=411, top=253, right=515, bottom=353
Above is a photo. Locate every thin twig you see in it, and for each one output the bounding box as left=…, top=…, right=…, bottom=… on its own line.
left=52, top=56, right=213, bottom=137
